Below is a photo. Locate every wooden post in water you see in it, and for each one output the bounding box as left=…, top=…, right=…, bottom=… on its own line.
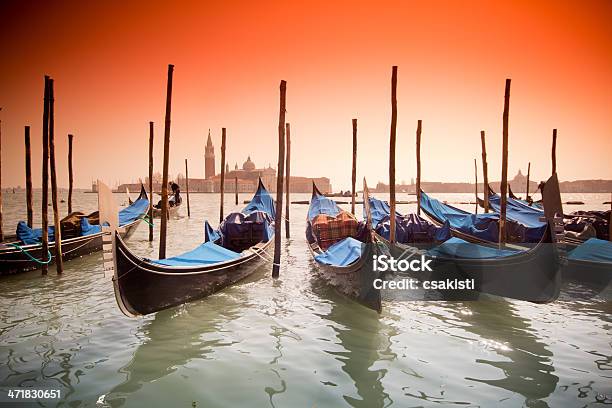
left=351, top=118, right=357, bottom=216
left=184, top=158, right=191, bottom=217
left=159, top=64, right=174, bottom=260
left=389, top=66, right=397, bottom=244
left=526, top=162, right=531, bottom=201
left=499, top=79, right=511, bottom=246
left=272, top=80, right=286, bottom=279
left=41, top=76, right=50, bottom=274
left=25, top=126, right=33, bottom=227
left=48, top=79, right=63, bottom=273
left=234, top=176, right=238, bottom=205
left=219, top=128, right=226, bottom=222
left=0, top=108, right=3, bottom=242
left=551, top=128, right=557, bottom=176
left=67, top=134, right=74, bottom=214
left=474, top=158, right=478, bottom=214
left=148, top=121, right=154, bottom=242
left=285, top=123, right=291, bottom=238
left=480, top=130, right=489, bottom=212
left=416, top=119, right=422, bottom=216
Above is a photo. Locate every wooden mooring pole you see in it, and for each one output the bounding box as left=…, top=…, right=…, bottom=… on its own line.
left=0, top=108, right=3, bottom=241
left=480, top=130, right=489, bottom=212
left=285, top=123, right=291, bottom=238
left=234, top=177, right=238, bottom=205
left=220, top=128, right=226, bottom=222
left=474, top=158, right=478, bottom=214
left=159, top=64, right=174, bottom=260
left=526, top=162, right=531, bottom=201
left=499, top=79, right=511, bottom=246
left=551, top=128, right=557, bottom=176
left=67, top=134, right=74, bottom=214
left=49, top=79, right=63, bottom=273
left=272, top=80, right=286, bottom=279
left=25, top=126, right=33, bottom=227
left=184, top=158, right=191, bottom=217
left=148, top=121, right=154, bottom=242
left=416, top=119, right=422, bottom=216
left=389, top=66, right=397, bottom=244
left=41, top=76, right=50, bottom=274
left=351, top=118, right=357, bottom=216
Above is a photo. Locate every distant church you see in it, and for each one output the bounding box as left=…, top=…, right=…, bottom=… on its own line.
left=176, top=130, right=331, bottom=194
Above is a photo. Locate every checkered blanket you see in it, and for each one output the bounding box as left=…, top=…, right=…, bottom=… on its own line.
left=311, top=211, right=359, bottom=250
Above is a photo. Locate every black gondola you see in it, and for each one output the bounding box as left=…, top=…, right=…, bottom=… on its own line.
left=110, top=179, right=275, bottom=317
left=366, top=184, right=561, bottom=303
left=0, top=185, right=149, bottom=275
left=306, top=182, right=382, bottom=312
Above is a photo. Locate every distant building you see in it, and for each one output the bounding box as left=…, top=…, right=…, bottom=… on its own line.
left=205, top=130, right=215, bottom=180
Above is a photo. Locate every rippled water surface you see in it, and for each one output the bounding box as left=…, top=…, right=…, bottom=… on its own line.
left=1, top=190, right=610, bottom=407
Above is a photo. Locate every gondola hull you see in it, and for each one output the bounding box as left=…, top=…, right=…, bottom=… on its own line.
left=309, top=242, right=382, bottom=313
left=0, top=219, right=142, bottom=276
left=113, top=233, right=273, bottom=316
left=563, top=258, right=611, bottom=288
left=152, top=203, right=181, bottom=218
left=379, top=226, right=561, bottom=303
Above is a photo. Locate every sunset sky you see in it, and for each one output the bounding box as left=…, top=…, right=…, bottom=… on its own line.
left=1, top=0, right=611, bottom=190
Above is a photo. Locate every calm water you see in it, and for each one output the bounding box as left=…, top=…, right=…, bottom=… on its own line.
left=0, top=190, right=610, bottom=407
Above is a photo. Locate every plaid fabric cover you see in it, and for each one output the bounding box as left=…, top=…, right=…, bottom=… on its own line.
left=311, top=211, right=359, bottom=250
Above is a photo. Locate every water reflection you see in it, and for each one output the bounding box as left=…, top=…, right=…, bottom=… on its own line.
left=105, top=294, right=243, bottom=406
left=313, top=281, right=395, bottom=408
left=456, top=299, right=558, bottom=406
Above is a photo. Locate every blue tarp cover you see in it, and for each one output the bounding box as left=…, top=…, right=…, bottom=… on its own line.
left=220, top=211, right=274, bottom=245
left=204, top=220, right=221, bottom=243
left=243, top=181, right=276, bottom=218
left=486, top=193, right=546, bottom=242
left=366, top=197, right=451, bottom=243
left=119, top=197, right=149, bottom=225
left=427, top=237, right=520, bottom=259
left=421, top=192, right=544, bottom=243
left=151, top=241, right=242, bottom=266
left=314, top=237, right=362, bottom=266
left=16, top=222, right=55, bottom=245
left=421, top=192, right=501, bottom=242
left=308, top=193, right=342, bottom=221
left=568, top=238, right=612, bottom=263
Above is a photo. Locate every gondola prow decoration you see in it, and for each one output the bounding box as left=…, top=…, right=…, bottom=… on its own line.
left=97, top=180, right=122, bottom=279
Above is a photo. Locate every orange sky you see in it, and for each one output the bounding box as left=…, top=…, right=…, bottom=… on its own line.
left=1, top=0, right=611, bottom=190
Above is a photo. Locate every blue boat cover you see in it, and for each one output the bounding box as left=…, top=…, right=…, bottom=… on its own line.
left=366, top=196, right=451, bottom=243
left=314, top=236, right=362, bottom=266
left=427, top=237, right=519, bottom=259
left=204, top=220, right=221, bottom=243
left=243, top=181, right=276, bottom=219
left=81, top=218, right=102, bottom=236
left=308, top=192, right=342, bottom=221
left=119, top=197, right=149, bottom=225
left=486, top=193, right=546, bottom=242
left=220, top=211, right=274, bottom=245
left=421, top=192, right=544, bottom=243
left=16, top=222, right=55, bottom=245
left=568, top=238, right=612, bottom=263
left=151, top=241, right=242, bottom=266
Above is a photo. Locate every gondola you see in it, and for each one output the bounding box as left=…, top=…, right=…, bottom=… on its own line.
left=366, top=185, right=561, bottom=303
left=563, top=238, right=612, bottom=289
left=109, top=179, right=275, bottom=317
left=306, top=182, right=382, bottom=312
left=151, top=202, right=181, bottom=218
left=0, top=185, right=149, bottom=275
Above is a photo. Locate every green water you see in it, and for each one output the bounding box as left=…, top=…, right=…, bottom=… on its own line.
left=0, top=191, right=610, bottom=407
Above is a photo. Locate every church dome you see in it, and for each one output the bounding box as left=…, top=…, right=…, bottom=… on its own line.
left=243, top=156, right=256, bottom=171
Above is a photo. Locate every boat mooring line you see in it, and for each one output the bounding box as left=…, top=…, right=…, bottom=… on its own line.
left=7, top=243, right=52, bottom=265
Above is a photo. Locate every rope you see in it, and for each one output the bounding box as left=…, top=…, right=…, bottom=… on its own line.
left=7, top=243, right=52, bottom=265
left=247, top=247, right=275, bottom=263
left=139, top=215, right=154, bottom=227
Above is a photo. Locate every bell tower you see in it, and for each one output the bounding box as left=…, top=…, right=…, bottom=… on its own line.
left=205, top=129, right=215, bottom=179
